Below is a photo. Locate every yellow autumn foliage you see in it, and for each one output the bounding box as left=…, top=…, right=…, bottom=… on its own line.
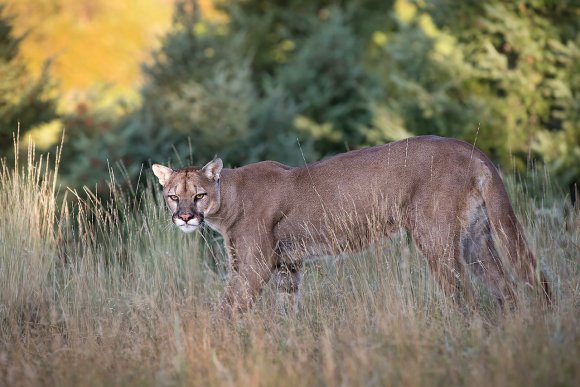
left=4, top=0, right=224, bottom=99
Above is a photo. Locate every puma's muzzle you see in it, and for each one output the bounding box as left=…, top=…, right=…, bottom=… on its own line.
left=172, top=210, right=204, bottom=233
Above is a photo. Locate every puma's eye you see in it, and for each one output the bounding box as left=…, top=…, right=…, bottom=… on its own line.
left=168, top=195, right=178, bottom=201
left=195, top=193, right=206, bottom=200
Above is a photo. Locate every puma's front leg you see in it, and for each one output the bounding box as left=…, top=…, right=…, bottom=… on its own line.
left=219, top=235, right=275, bottom=316
left=273, top=261, right=304, bottom=316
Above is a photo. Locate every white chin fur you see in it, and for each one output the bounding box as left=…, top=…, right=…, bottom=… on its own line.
left=178, top=224, right=198, bottom=233
left=174, top=217, right=200, bottom=233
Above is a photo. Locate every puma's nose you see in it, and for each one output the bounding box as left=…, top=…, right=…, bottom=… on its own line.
left=178, top=212, right=193, bottom=222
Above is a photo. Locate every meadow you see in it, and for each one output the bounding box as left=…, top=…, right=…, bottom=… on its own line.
left=1, top=143, right=578, bottom=387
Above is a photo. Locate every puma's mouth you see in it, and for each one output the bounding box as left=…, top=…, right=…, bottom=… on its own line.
left=178, top=223, right=198, bottom=233
left=173, top=217, right=203, bottom=233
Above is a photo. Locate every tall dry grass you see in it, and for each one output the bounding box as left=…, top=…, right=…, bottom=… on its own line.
left=0, top=145, right=578, bottom=386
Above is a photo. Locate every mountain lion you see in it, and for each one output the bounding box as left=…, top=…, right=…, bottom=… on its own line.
left=152, top=135, right=551, bottom=314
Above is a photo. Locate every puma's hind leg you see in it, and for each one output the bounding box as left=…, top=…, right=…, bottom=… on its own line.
left=408, top=220, right=476, bottom=308
left=461, top=200, right=516, bottom=308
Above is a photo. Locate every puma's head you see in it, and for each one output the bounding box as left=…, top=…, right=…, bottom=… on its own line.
left=152, top=159, right=223, bottom=233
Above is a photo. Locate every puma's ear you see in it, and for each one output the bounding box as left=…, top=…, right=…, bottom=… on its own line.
left=201, top=158, right=223, bottom=181
left=152, top=164, right=174, bottom=186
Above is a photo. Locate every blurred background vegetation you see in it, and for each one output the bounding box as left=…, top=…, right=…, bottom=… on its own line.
left=0, top=0, right=578, bottom=201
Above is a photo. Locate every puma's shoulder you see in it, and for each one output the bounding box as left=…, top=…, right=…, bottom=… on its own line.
left=230, top=160, right=293, bottom=180
left=244, top=160, right=294, bottom=172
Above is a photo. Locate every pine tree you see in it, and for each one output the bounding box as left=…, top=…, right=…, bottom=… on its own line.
left=0, top=5, right=56, bottom=154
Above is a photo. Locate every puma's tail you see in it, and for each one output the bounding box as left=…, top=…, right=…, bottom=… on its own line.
left=479, top=162, right=552, bottom=304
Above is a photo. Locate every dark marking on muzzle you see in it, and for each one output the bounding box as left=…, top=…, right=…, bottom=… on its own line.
left=174, top=209, right=204, bottom=224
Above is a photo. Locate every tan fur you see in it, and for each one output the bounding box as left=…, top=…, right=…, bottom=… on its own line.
left=153, top=136, right=551, bottom=314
